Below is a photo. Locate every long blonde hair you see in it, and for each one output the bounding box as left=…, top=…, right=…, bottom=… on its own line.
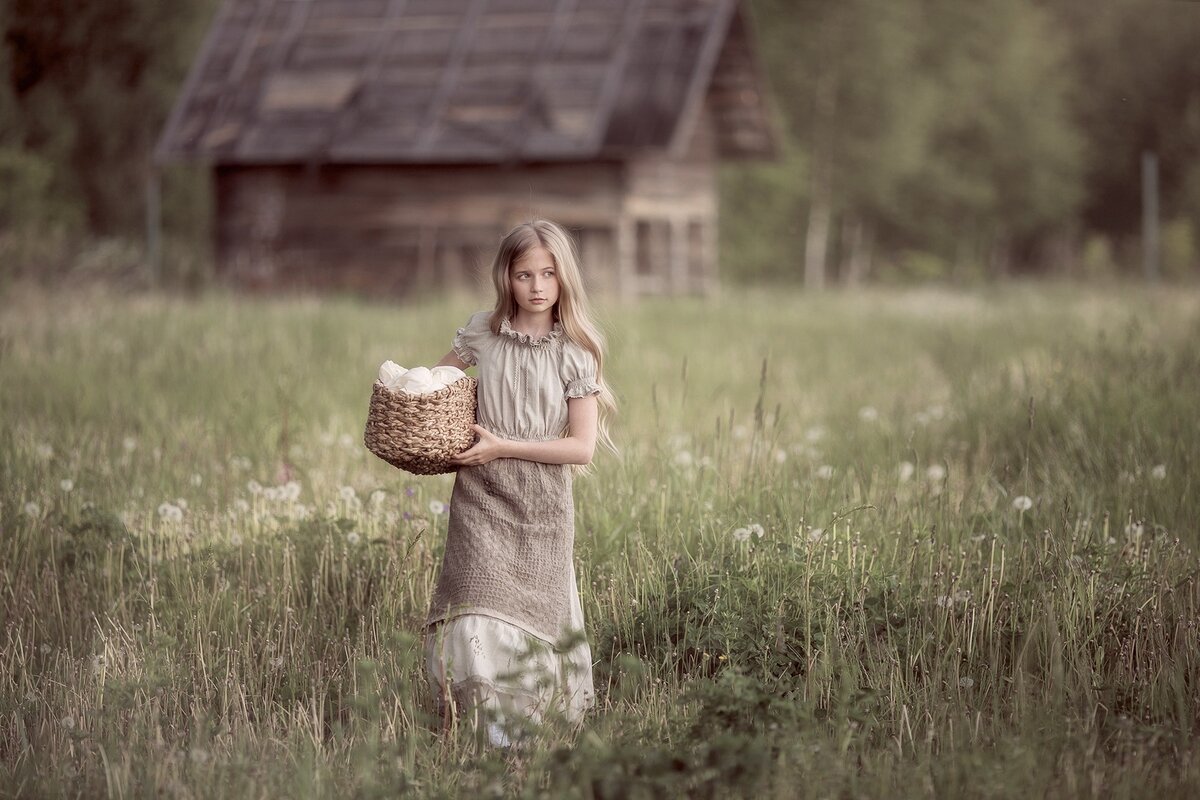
left=487, top=219, right=617, bottom=457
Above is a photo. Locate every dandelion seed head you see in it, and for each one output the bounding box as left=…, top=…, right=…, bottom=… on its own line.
left=748, top=523, right=764, bottom=539
left=60, top=478, right=74, bottom=492
left=190, top=473, right=203, bottom=487
left=926, top=464, right=947, bottom=482
left=732, top=527, right=751, bottom=543
left=23, top=501, right=40, bottom=517
left=429, top=499, right=446, bottom=515
left=816, top=464, right=835, bottom=480
left=898, top=461, right=915, bottom=482
left=122, top=436, right=138, bottom=453
left=673, top=450, right=694, bottom=467
left=1151, top=464, right=1167, bottom=480
left=808, top=527, right=824, bottom=543
left=248, top=480, right=263, bottom=495
left=60, top=715, right=76, bottom=730
left=346, top=531, right=361, bottom=546
left=958, top=676, right=974, bottom=689
left=157, top=502, right=183, bottom=522
left=1012, top=495, right=1033, bottom=512
left=338, top=485, right=356, bottom=502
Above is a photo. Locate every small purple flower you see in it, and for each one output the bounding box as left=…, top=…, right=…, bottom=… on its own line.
left=405, top=487, right=416, bottom=497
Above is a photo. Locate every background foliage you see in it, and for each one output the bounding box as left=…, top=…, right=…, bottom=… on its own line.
left=2, top=0, right=1199, bottom=284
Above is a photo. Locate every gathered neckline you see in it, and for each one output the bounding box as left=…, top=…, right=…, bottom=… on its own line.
left=499, top=316, right=563, bottom=346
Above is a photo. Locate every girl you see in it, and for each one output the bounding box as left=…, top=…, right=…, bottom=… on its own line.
left=423, top=219, right=616, bottom=748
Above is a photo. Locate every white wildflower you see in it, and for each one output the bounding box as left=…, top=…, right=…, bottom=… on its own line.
left=1012, top=495, right=1033, bottom=512
left=1151, top=464, right=1167, bottom=480
left=748, top=523, right=765, bottom=539
left=732, top=527, right=751, bottom=543
left=346, top=531, right=361, bottom=546
left=429, top=500, right=447, bottom=515
left=926, top=464, right=947, bottom=482
left=247, top=480, right=263, bottom=496
left=898, top=461, right=915, bottom=482
left=157, top=503, right=183, bottom=523
left=283, top=481, right=302, bottom=501
left=23, top=501, right=40, bottom=517
left=60, top=478, right=74, bottom=492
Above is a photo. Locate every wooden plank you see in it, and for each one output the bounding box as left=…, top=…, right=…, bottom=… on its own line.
left=587, top=0, right=647, bottom=153
left=667, top=0, right=736, bottom=158
left=155, top=0, right=233, bottom=163
left=414, top=0, right=489, bottom=153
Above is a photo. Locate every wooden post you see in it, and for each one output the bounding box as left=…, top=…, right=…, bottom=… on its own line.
left=669, top=216, right=687, bottom=294
left=616, top=215, right=635, bottom=300
left=1142, top=150, right=1160, bottom=282
left=146, top=165, right=162, bottom=285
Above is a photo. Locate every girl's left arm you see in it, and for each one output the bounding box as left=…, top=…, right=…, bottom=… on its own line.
left=449, top=396, right=598, bottom=467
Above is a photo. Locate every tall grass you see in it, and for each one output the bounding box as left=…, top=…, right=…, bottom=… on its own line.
left=1, top=281, right=1198, bottom=798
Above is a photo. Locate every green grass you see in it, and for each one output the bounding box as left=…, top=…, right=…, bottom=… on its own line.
left=1, top=281, right=1198, bottom=798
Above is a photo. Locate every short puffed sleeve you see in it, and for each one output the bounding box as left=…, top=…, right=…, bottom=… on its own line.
left=560, top=340, right=601, bottom=399
left=451, top=311, right=491, bottom=367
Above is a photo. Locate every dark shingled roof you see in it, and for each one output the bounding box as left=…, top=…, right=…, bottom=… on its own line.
left=155, top=0, right=775, bottom=165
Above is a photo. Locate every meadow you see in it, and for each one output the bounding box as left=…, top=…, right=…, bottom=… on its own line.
left=1, top=280, right=1198, bottom=798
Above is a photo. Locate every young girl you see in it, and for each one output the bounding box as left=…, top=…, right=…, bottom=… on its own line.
left=423, top=219, right=616, bottom=748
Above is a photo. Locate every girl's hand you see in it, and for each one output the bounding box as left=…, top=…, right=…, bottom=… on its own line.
left=449, top=424, right=508, bottom=467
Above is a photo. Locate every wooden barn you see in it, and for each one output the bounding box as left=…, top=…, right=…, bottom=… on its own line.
left=155, top=0, right=776, bottom=297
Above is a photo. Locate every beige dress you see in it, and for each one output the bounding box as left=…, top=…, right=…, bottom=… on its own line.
left=423, top=311, right=598, bottom=746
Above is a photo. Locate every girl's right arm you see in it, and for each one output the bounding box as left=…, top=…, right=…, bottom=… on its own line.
left=435, top=350, right=470, bottom=370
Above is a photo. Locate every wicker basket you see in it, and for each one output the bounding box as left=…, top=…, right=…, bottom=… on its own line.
left=363, top=376, right=478, bottom=475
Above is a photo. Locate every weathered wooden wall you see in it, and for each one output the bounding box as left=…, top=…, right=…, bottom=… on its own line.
left=216, top=160, right=625, bottom=296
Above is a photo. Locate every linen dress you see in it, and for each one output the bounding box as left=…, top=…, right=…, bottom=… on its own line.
left=423, top=311, right=598, bottom=745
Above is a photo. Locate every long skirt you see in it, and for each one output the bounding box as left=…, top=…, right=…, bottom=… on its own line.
left=423, top=560, right=595, bottom=747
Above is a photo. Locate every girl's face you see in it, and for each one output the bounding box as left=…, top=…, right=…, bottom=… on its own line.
left=509, top=246, right=560, bottom=320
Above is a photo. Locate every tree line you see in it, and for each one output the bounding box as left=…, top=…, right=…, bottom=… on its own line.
left=2, top=0, right=1198, bottom=283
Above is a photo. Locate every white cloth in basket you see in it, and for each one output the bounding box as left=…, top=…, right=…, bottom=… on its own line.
left=378, top=361, right=466, bottom=395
